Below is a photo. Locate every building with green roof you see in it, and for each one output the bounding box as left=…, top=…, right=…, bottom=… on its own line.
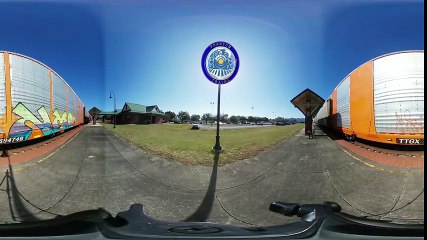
left=97, top=102, right=164, bottom=124
left=119, top=102, right=164, bottom=124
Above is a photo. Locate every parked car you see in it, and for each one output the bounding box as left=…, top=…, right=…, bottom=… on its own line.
left=275, top=122, right=284, bottom=126
left=169, top=118, right=182, bottom=124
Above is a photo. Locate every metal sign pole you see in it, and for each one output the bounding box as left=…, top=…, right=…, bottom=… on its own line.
left=213, top=84, right=222, bottom=151
left=113, top=94, right=116, bottom=129
left=1, top=146, right=8, bottom=157
left=109, top=92, right=116, bottom=128
left=202, top=41, right=239, bottom=153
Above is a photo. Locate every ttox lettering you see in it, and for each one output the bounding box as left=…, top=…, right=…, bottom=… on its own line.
left=397, top=138, right=423, bottom=145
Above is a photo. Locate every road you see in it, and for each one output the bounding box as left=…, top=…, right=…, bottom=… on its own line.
left=0, top=125, right=423, bottom=226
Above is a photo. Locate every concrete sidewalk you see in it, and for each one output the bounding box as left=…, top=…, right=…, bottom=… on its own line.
left=0, top=126, right=423, bottom=226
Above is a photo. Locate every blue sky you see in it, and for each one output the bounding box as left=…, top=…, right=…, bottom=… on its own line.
left=0, top=0, right=423, bottom=118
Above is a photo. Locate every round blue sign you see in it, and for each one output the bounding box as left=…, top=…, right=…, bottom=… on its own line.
left=202, top=41, right=239, bottom=85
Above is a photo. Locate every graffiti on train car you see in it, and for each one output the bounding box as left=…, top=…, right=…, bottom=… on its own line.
left=0, top=102, right=77, bottom=143
left=395, top=110, right=424, bottom=133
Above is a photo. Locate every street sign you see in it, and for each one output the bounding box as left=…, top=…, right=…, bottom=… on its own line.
left=88, top=107, right=101, bottom=117
left=202, top=41, right=239, bottom=85
left=201, top=41, right=239, bottom=152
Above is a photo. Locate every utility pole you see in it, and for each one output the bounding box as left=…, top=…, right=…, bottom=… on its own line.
left=109, top=92, right=116, bottom=128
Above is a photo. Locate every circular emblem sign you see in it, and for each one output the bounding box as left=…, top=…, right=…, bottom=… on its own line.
left=202, top=41, right=239, bottom=84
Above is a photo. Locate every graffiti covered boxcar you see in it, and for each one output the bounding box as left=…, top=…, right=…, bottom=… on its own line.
left=314, top=51, right=424, bottom=146
left=0, top=51, right=84, bottom=145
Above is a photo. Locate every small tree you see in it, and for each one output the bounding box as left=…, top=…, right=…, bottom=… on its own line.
left=220, top=114, right=229, bottom=123
left=190, top=114, right=200, bottom=122
left=247, top=116, right=255, bottom=123
left=164, top=111, right=176, bottom=122
left=254, top=117, right=262, bottom=123
left=201, top=113, right=212, bottom=124
left=178, top=111, right=190, bottom=122
left=229, top=115, right=239, bottom=124
left=275, top=117, right=285, bottom=122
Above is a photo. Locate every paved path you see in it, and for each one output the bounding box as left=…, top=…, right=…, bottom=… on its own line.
left=0, top=125, right=423, bottom=226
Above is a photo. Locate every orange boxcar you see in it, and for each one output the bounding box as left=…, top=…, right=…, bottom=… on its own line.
left=315, top=51, right=424, bottom=146
left=0, top=51, right=85, bottom=145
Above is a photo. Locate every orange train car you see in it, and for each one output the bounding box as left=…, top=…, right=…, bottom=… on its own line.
left=315, top=51, right=424, bottom=146
left=0, top=51, right=85, bottom=145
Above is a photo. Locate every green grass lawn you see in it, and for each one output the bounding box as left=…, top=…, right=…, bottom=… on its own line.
left=103, top=123, right=304, bottom=166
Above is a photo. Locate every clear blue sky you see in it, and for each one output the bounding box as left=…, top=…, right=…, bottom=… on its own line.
left=0, top=0, right=423, bottom=118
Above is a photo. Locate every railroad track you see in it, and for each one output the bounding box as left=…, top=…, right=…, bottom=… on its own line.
left=315, top=125, right=424, bottom=158
left=351, top=141, right=424, bottom=158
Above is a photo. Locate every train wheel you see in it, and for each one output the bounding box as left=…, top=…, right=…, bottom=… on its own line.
left=345, top=134, right=351, bottom=141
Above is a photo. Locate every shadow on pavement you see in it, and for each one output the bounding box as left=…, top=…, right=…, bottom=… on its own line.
left=311, top=125, right=328, bottom=137
left=184, top=151, right=220, bottom=222
left=315, top=125, right=342, bottom=140
left=0, top=157, right=40, bottom=222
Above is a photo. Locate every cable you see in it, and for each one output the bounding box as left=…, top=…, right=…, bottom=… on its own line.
left=378, top=172, right=409, bottom=220
left=215, top=195, right=261, bottom=227
left=0, top=173, right=8, bottom=188
left=319, top=146, right=424, bottom=220
left=10, top=131, right=87, bottom=220
left=13, top=187, right=62, bottom=217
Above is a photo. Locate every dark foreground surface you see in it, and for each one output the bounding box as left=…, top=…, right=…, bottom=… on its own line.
left=0, top=124, right=423, bottom=226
